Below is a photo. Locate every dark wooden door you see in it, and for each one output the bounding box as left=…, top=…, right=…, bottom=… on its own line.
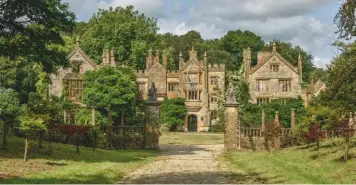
left=188, top=115, right=198, bottom=132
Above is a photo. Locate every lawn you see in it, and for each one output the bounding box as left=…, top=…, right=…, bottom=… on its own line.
left=221, top=138, right=356, bottom=184
left=0, top=137, right=158, bottom=184
left=160, top=132, right=224, bottom=145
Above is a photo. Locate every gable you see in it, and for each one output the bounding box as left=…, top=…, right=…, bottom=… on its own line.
left=250, top=52, right=298, bottom=75
left=67, top=46, right=97, bottom=71
left=181, top=58, right=204, bottom=72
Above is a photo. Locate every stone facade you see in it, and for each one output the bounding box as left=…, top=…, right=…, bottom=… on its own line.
left=137, top=48, right=225, bottom=132
left=244, top=42, right=303, bottom=105
left=50, top=40, right=322, bottom=131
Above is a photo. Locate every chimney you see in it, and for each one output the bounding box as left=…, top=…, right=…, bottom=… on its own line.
left=102, top=49, right=106, bottom=64
left=162, top=49, right=167, bottom=69
left=76, top=36, right=80, bottom=46
left=189, top=46, right=197, bottom=59
left=179, top=51, right=184, bottom=70
left=204, top=51, right=207, bottom=66
left=106, top=49, right=110, bottom=64
left=155, top=50, right=160, bottom=64
left=110, top=48, right=115, bottom=67
left=146, top=48, right=153, bottom=70
left=298, top=53, right=302, bottom=83
left=272, top=41, right=277, bottom=52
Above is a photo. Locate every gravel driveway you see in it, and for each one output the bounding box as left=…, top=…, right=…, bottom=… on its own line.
left=118, top=144, right=235, bottom=184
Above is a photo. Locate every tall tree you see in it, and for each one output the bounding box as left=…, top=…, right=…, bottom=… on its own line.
left=159, top=98, right=188, bottom=131
left=83, top=66, right=136, bottom=148
left=0, top=0, right=76, bottom=73
left=80, top=6, right=158, bottom=67
left=221, top=30, right=265, bottom=66
left=334, top=0, right=356, bottom=39
left=0, top=87, right=20, bottom=149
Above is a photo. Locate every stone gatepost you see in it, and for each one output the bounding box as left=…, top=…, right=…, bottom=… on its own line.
left=291, top=109, right=295, bottom=130
left=262, top=109, right=266, bottom=131
left=224, top=83, right=240, bottom=151
left=145, top=82, right=160, bottom=150
left=274, top=111, right=281, bottom=149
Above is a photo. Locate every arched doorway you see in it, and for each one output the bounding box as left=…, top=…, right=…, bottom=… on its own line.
left=187, top=115, right=198, bottom=132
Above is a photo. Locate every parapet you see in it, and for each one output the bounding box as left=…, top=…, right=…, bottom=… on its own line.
left=208, top=63, right=225, bottom=72
left=135, top=70, right=147, bottom=78
left=167, top=70, right=179, bottom=77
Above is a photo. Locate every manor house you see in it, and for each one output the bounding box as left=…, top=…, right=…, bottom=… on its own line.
left=50, top=39, right=314, bottom=132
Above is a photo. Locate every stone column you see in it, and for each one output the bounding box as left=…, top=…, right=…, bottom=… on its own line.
left=224, top=83, right=240, bottom=151
left=91, top=107, right=96, bottom=126
left=224, top=103, right=239, bottom=151
left=274, top=111, right=281, bottom=149
left=63, top=110, right=66, bottom=124
left=261, top=109, right=266, bottom=131
left=145, top=101, right=161, bottom=150
left=291, top=109, right=295, bottom=130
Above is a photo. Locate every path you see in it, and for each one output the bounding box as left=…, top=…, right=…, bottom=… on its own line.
left=118, top=144, right=236, bottom=184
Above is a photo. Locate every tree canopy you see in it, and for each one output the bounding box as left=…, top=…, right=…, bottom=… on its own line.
left=159, top=98, right=188, bottom=131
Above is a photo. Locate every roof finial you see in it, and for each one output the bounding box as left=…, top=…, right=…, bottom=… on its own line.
left=179, top=51, right=182, bottom=57
left=204, top=51, right=207, bottom=57
left=192, top=46, right=194, bottom=51
left=272, top=41, right=277, bottom=52
left=76, top=36, right=80, bottom=46
left=298, top=52, right=301, bottom=60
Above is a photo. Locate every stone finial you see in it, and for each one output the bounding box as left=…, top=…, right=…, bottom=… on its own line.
left=147, top=82, right=157, bottom=102
left=179, top=51, right=183, bottom=57
left=204, top=51, right=207, bottom=57
left=226, top=83, right=237, bottom=104
left=76, top=36, right=80, bottom=46
left=274, top=111, right=280, bottom=127
left=148, top=48, right=152, bottom=57
left=155, top=50, right=160, bottom=64
left=189, top=46, right=197, bottom=59
left=298, top=52, right=303, bottom=81
left=272, top=41, right=277, bottom=52
left=191, top=46, right=194, bottom=51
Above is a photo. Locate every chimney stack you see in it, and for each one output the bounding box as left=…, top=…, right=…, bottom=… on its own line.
left=110, top=48, right=115, bottom=67
left=162, top=49, right=167, bottom=69
left=272, top=41, right=277, bottom=52
left=179, top=51, right=184, bottom=70
left=189, top=46, right=197, bottom=59
left=155, top=49, right=160, bottom=64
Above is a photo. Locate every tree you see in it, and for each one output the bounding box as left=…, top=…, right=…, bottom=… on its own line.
left=334, top=0, right=356, bottom=39
left=0, top=87, right=20, bottom=149
left=83, top=66, right=136, bottom=148
left=221, top=30, right=265, bottom=66
left=80, top=6, right=158, bottom=66
left=263, top=40, right=315, bottom=83
left=19, top=114, right=46, bottom=162
left=0, top=0, right=76, bottom=73
left=206, top=49, right=237, bottom=70
left=159, top=98, right=187, bottom=131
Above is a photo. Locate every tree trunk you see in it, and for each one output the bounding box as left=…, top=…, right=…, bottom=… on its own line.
left=121, top=111, right=124, bottom=125
left=76, top=135, right=79, bottom=154
left=39, top=131, right=44, bottom=149
left=2, top=123, right=7, bottom=149
left=107, top=110, right=113, bottom=149
left=24, top=137, right=29, bottom=162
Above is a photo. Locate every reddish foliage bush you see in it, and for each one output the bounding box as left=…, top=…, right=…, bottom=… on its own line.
left=305, top=123, right=325, bottom=143
left=58, top=125, right=89, bottom=137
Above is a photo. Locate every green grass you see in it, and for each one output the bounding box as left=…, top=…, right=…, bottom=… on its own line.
left=0, top=137, right=158, bottom=184
left=221, top=138, right=356, bottom=184
left=160, top=132, right=224, bottom=145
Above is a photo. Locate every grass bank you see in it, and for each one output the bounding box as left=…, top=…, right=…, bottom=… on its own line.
left=221, top=138, right=356, bottom=184
left=160, top=132, right=224, bottom=145
left=0, top=137, right=158, bottom=184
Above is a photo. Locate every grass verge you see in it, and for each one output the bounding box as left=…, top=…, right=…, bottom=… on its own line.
left=0, top=137, right=158, bottom=184
left=221, top=138, right=356, bottom=184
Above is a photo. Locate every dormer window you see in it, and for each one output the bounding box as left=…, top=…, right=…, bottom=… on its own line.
left=270, top=64, right=279, bottom=72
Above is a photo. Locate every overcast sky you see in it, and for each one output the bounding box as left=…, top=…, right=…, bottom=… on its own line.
left=63, top=0, right=341, bottom=69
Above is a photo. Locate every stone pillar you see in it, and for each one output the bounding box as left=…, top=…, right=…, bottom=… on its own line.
left=291, top=109, right=295, bottom=130
left=145, top=101, right=160, bottom=150
left=274, top=111, right=281, bottom=149
left=224, top=103, right=239, bottom=151
left=261, top=109, right=266, bottom=130
left=63, top=110, right=66, bottom=124
left=91, top=107, right=96, bottom=126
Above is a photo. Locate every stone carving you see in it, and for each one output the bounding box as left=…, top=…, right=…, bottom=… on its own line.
left=227, top=83, right=237, bottom=104
left=148, top=82, right=157, bottom=102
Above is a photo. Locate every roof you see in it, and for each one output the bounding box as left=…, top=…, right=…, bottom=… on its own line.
left=67, top=45, right=98, bottom=70
left=313, top=79, right=326, bottom=93
left=249, top=51, right=299, bottom=74
left=181, top=57, right=204, bottom=71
